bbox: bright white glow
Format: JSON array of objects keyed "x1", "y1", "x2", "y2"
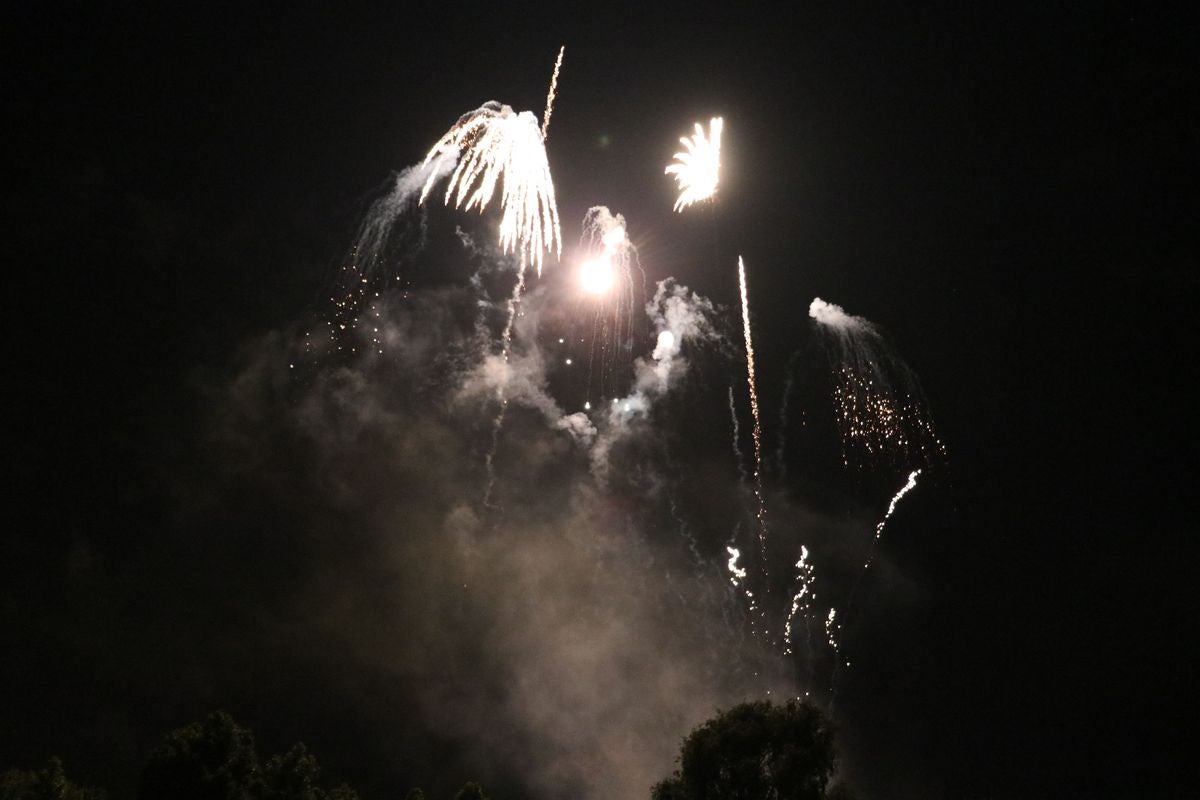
[
  {"x1": 579, "y1": 257, "x2": 615, "y2": 295},
  {"x1": 601, "y1": 223, "x2": 626, "y2": 250},
  {"x1": 665, "y1": 116, "x2": 723, "y2": 212},
  {"x1": 655, "y1": 329, "x2": 675, "y2": 354}
]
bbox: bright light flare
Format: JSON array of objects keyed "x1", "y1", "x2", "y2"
[
  {"x1": 665, "y1": 116, "x2": 723, "y2": 212},
  {"x1": 579, "y1": 257, "x2": 615, "y2": 295}
]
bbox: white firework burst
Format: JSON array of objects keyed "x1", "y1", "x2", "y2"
[
  {"x1": 665, "y1": 116, "x2": 723, "y2": 211},
  {"x1": 420, "y1": 101, "x2": 562, "y2": 276}
]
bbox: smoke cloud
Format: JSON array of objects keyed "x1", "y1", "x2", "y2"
[
  {"x1": 808, "y1": 297, "x2": 874, "y2": 334},
  {"x1": 172, "y1": 239, "x2": 788, "y2": 800}
]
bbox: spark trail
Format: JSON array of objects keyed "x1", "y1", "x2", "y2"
[
  {"x1": 783, "y1": 546, "x2": 815, "y2": 657},
  {"x1": 739, "y1": 258, "x2": 771, "y2": 636},
  {"x1": 666, "y1": 117, "x2": 723, "y2": 211},
  {"x1": 541, "y1": 46, "x2": 565, "y2": 140},
  {"x1": 860, "y1": 468, "x2": 921, "y2": 579},
  {"x1": 728, "y1": 386, "x2": 748, "y2": 484},
  {"x1": 725, "y1": 546, "x2": 757, "y2": 625},
  {"x1": 420, "y1": 101, "x2": 561, "y2": 277},
  {"x1": 830, "y1": 469, "x2": 922, "y2": 708}
]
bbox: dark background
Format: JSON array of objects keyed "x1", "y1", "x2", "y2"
[{"x1": 4, "y1": 3, "x2": 1195, "y2": 799}]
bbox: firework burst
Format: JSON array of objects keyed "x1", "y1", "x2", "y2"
[
  {"x1": 573, "y1": 207, "x2": 644, "y2": 397},
  {"x1": 665, "y1": 116, "x2": 723, "y2": 211},
  {"x1": 809, "y1": 298, "x2": 946, "y2": 470},
  {"x1": 420, "y1": 101, "x2": 562, "y2": 276}
]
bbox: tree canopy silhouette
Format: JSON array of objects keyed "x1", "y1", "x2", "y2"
[
  {"x1": 138, "y1": 711, "x2": 357, "y2": 800},
  {"x1": 0, "y1": 757, "x2": 106, "y2": 800},
  {"x1": 651, "y1": 700, "x2": 851, "y2": 800}
]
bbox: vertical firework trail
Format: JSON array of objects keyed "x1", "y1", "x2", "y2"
[
  {"x1": 738, "y1": 258, "x2": 771, "y2": 637},
  {"x1": 728, "y1": 385, "x2": 748, "y2": 484},
  {"x1": 541, "y1": 46, "x2": 565, "y2": 140}
]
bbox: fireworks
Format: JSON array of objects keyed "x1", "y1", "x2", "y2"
[
  {"x1": 541, "y1": 46, "x2": 565, "y2": 140},
  {"x1": 862, "y1": 469, "x2": 921, "y2": 573},
  {"x1": 579, "y1": 206, "x2": 634, "y2": 298},
  {"x1": 810, "y1": 297, "x2": 946, "y2": 469},
  {"x1": 323, "y1": 55, "x2": 945, "y2": 708},
  {"x1": 739, "y1": 258, "x2": 770, "y2": 575},
  {"x1": 420, "y1": 101, "x2": 562, "y2": 277},
  {"x1": 573, "y1": 207, "x2": 644, "y2": 398},
  {"x1": 579, "y1": 257, "x2": 615, "y2": 295},
  {"x1": 783, "y1": 546, "x2": 816, "y2": 656},
  {"x1": 665, "y1": 116, "x2": 723, "y2": 211}
]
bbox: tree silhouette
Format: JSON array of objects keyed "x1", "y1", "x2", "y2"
[
  {"x1": 0, "y1": 757, "x2": 106, "y2": 800},
  {"x1": 138, "y1": 711, "x2": 357, "y2": 800},
  {"x1": 651, "y1": 700, "x2": 844, "y2": 800}
]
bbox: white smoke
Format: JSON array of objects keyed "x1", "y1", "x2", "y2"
[
  {"x1": 589, "y1": 280, "x2": 719, "y2": 482},
  {"x1": 808, "y1": 297, "x2": 874, "y2": 333},
  {"x1": 351, "y1": 156, "x2": 459, "y2": 274}
]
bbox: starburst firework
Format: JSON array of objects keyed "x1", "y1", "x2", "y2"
[{"x1": 665, "y1": 116, "x2": 723, "y2": 211}]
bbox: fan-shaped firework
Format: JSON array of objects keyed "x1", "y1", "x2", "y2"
[
  {"x1": 420, "y1": 101, "x2": 562, "y2": 276},
  {"x1": 665, "y1": 116, "x2": 723, "y2": 211}
]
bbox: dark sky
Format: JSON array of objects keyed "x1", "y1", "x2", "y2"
[{"x1": 4, "y1": 4, "x2": 1195, "y2": 799}]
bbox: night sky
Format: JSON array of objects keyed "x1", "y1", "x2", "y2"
[{"x1": 4, "y1": 4, "x2": 1195, "y2": 800}]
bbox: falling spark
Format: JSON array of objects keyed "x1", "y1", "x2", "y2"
[
  {"x1": 739, "y1": 258, "x2": 770, "y2": 584},
  {"x1": 810, "y1": 298, "x2": 946, "y2": 469},
  {"x1": 665, "y1": 116, "x2": 723, "y2": 211},
  {"x1": 541, "y1": 46, "x2": 565, "y2": 140},
  {"x1": 862, "y1": 468, "x2": 921, "y2": 574},
  {"x1": 825, "y1": 608, "x2": 840, "y2": 652},
  {"x1": 783, "y1": 546, "x2": 816, "y2": 656},
  {"x1": 726, "y1": 544, "x2": 760, "y2": 634},
  {"x1": 420, "y1": 101, "x2": 561, "y2": 277},
  {"x1": 831, "y1": 469, "x2": 922, "y2": 709},
  {"x1": 726, "y1": 546, "x2": 748, "y2": 585}
]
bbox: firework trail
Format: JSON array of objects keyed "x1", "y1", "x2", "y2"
[
  {"x1": 541, "y1": 46, "x2": 565, "y2": 140},
  {"x1": 782, "y1": 545, "x2": 816, "y2": 657},
  {"x1": 739, "y1": 258, "x2": 770, "y2": 580},
  {"x1": 824, "y1": 608, "x2": 840, "y2": 652},
  {"x1": 728, "y1": 385, "x2": 748, "y2": 484},
  {"x1": 666, "y1": 117, "x2": 723, "y2": 211},
  {"x1": 830, "y1": 469, "x2": 922, "y2": 708},
  {"x1": 810, "y1": 297, "x2": 945, "y2": 469},
  {"x1": 420, "y1": 101, "x2": 561, "y2": 277},
  {"x1": 859, "y1": 468, "x2": 920, "y2": 579}
]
